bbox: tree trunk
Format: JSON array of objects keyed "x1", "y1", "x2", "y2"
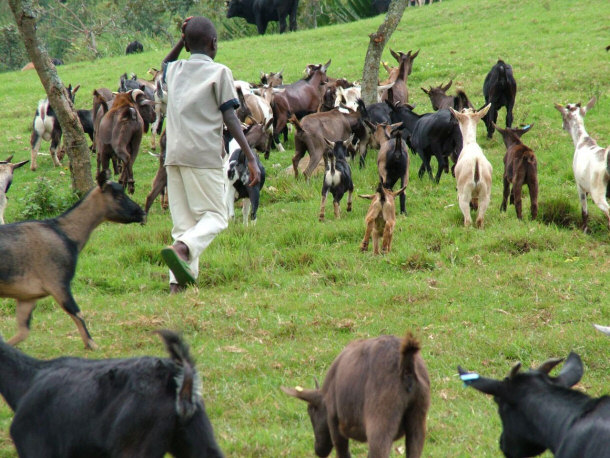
[
  {"x1": 8, "y1": 0, "x2": 94, "y2": 196},
  {"x1": 361, "y1": 0, "x2": 408, "y2": 105}
]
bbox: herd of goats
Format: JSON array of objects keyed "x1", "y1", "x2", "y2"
[{"x1": 0, "y1": 44, "x2": 608, "y2": 456}]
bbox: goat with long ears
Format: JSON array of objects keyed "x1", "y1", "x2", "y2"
[
  {"x1": 554, "y1": 97, "x2": 610, "y2": 232},
  {"x1": 458, "y1": 353, "x2": 610, "y2": 457}
]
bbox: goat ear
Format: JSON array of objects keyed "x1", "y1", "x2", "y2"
[
  {"x1": 264, "y1": 117, "x2": 274, "y2": 131},
  {"x1": 72, "y1": 84, "x2": 81, "y2": 95},
  {"x1": 323, "y1": 137, "x2": 335, "y2": 149},
  {"x1": 421, "y1": 87, "x2": 429, "y2": 94},
  {"x1": 583, "y1": 96, "x2": 596, "y2": 114},
  {"x1": 554, "y1": 103, "x2": 565, "y2": 113},
  {"x1": 411, "y1": 49, "x2": 420, "y2": 59},
  {"x1": 458, "y1": 366, "x2": 504, "y2": 396},
  {"x1": 390, "y1": 49, "x2": 400, "y2": 62},
  {"x1": 392, "y1": 186, "x2": 407, "y2": 197},
  {"x1": 508, "y1": 362, "x2": 521, "y2": 379},
  {"x1": 96, "y1": 170, "x2": 110, "y2": 188},
  {"x1": 322, "y1": 59, "x2": 331, "y2": 72},
  {"x1": 537, "y1": 357, "x2": 564, "y2": 375},
  {"x1": 281, "y1": 386, "x2": 322, "y2": 405},
  {"x1": 553, "y1": 352, "x2": 583, "y2": 388},
  {"x1": 4, "y1": 154, "x2": 14, "y2": 163},
  {"x1": 477, "y1": 103, "x2": 492, "y2": 119},
  {"x1": 358, "y1": 194, "x2": 375, "y2": 200},
  {"x1": 11, "y1": 160, "x2": 29, "y2": 170},
  {"x1": 442, "y1": 79, "x2": 453, "y2": 92}
]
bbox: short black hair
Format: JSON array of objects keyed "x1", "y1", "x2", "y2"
[{"x1": 184, "y1": 17, "x2": 217, "y2": 51}]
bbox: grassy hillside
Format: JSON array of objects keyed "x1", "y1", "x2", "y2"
[{"x1": 0, "y1": 0, "x2": 609, "y2": 456}]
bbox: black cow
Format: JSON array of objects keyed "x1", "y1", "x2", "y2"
[
  {"x1": 372, "y1": 0, "x2": 391, "y2": 13},
  {"x1": 482, "y1": 59, "x2": 517, "y2": 139},
  {"x1": 226, "y1": 0, "x2": 299, "y2": 35},
  {"x1": 125, "y1": 40, "x2": 143, "y2": 55}
]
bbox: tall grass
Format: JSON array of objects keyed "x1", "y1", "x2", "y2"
[{"x1": 0, "y1": 0, "x2": 608, "y2": 456}]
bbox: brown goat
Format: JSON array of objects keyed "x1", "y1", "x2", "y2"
[
  {"x1": 379, "y1": 49, "x2": 419, "y2": 104},
  {"x1": 290, "y1": 108, "x2": 364, "y2": 179},
  {"x1": 282, "y1": 332, "x2": 430, "y2": 458},
  {"x1": 96, "y1": 89, "x2": 153, "y2": 194},
  {"x1": 421, "y1": 80, "x2": 474, "y2": 111},
  {"x1": 0, "y1": 172, "x2": 145, "y2": 349},
  {"x1": 144, "y1": 130, "x2": 168, "y2": 214},
  {"x1": 494, "y1": 123, "x2": 538, "y2": 220},
  {"x1": 360, "y1": 183, "x2": 406, "y2": 254}
]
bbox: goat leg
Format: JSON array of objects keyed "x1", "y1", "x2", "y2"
[
  {"x1": 52, "y1": 289, "x2": 97, "y2": 350},
  {"x1": 319, "y1": 190, "x2": 327, "y2": 221},
  {"x1": 7, "y1": 300, "x2": 36, "y2": 346}
]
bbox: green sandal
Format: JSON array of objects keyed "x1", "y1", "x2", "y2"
[{"x1": 161, "y1": 246, "x2": 196, "y2": 286}]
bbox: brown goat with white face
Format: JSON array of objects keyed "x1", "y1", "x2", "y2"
[
  {"x1": 359, "y1": 183, "x2": 406, "y2": 254},
  {"x1": 282, "y1": 332, "x2": 430, "y2": 458}
]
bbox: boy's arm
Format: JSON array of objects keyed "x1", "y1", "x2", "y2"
[
  {"x1": 223, "y1": 109, "x2": 261, "y2": 187},
  {"x1": 162, "y1": 38, "x2": 184, "y2": 65}
]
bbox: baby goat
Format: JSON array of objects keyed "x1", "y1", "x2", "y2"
[
  {"x1": 359, "y1": 182, "x2": 406, "y2": 254},
  {"x1": 319, "y1": 138, "x2": 354, "y2": 221},
  {"x1": 450, "y1": 105, "x2": 493, "y2": 228},
  {"x1": 0, "y1": 155, "x2": 28, "y2": 224},
  {"x1": 494, "y1": 123, "x2": 538, "y2": 220},
  {"x1": 0, "y1": 330, "x2": 224, "y2": 457},
  {"x1": 459, "y1": 352, "x2": 610, "y2": 458},
  {"x1": 0, "y1": 172, "x2": 145, "y2": 349},
  {"x1": 225, "y1": 148, "x2": 266, "y2": 224},
  {"x1": 283, "y1": 332, "x2": 430, "y2": 458}
]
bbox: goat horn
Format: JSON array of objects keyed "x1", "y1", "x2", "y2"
[
  {"x1": 313, "y1": 376, "x2": 320, "y2": 390},
  {"x1": 130, "y1": 89, "x2": 145, "y2": 102},
  {"x1": 537, "y1": 357, "x2": 564, "y2": 374}
]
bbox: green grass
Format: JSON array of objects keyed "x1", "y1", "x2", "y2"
[{"x1": 0, "y1": 0, "x2": 609, "y2": 456}]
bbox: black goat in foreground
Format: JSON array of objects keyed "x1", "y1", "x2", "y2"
[
  {"x1": 0, "y1": 330, "x2": 224, "y2": 458},
  {"x1": 459, "y1": 352, "x2": 610, "y2": 457},
  {"x1": 319, "y1": 138, "x2": 354, "y2": 221}
]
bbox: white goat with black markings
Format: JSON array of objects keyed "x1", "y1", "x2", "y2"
[
  {"x1": 450, "y1": 105, "x2": 492, "y2": 228},
  {"x1": 0, "y1": 155, "x2": 28, "y2": 224},
  {"x1": 555, "y1": 97, "x2": 610, "y2": 232}
]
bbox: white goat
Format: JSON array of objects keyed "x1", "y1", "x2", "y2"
[
  {"x1": 334, "y1": 83, "x2": 396, "y2": 111},
  {"x1": 148, "y1": 68, "x2": 167, "y2": 151},
  {"x1": 554, "y1": 97, "x2": 610, "y2": 232},
  {"x1": 450, "y1": 105, "x2": 492, "y2": 228},
  {"x1": 0, "y1": 155, "x2": 28, "y2": 224}
]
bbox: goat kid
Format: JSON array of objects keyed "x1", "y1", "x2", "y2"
[
  {"x1": 0, "y1": 330, "x2": 224, "y2": 458},
  {"x1": 224, "y1": 148, "x2": 266, "y2": 225},
  {"x1": 450, "y1": 105, "x2": 493, "y2": 228},
  {"x1": 0, "y1": 156, "x2": 28, "y2": 225},
  {"x1": 319, "y1": 138, "x2": 354, "y2": 221},
  {"x1": 554, "y1": 97, "x2": 610, "y2": 232},
  {"x1": 360, "y1": 182, "x2": 406, "y2": 254},
  {"x1": 459, "y1": 352, "x2": 610, "y2": 458},
  {"x1": 494, "y1": 123, "x2": 538, "y2": 220},
  {"x1": 282, "y1": 332, "x2": 430, "y2": 458},
  {"x1": 0, "y1": 172, "x2": 145, "y2": 349},
  {"x1": 30, "y1": 84, "x2": 80, "y2": 171},
  {"x1": 421, "y1": 80, "x2": 474, "y2": 111}
]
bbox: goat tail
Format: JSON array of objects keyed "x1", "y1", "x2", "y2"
[
  {"x1": 155, "y1": 330, "x2": 201, "y2": 420},
  {"x1": 473, "y1": 158, "x2": 480, "y2": 185},
  {"x1": 289, "y1": 115, "x2": 303, "y2": 132},
  {"x1": 399, "y1": 332, "x2": 421, "y2": 393}
]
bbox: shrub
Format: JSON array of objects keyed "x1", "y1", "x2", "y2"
[{"x1": 18, "y1": 176, "x2": 78, "y2": 220}]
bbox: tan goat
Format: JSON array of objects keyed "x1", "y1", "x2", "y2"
[
  {"x1": 450, "y1": 105, "x2": 492, "y2": 228},
  {"x1": 360, "y1": 183, "x2": 406, "y2": 254}
]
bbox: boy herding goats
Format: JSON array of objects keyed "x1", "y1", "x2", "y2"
[
  {"x1": 0, "y1": 173, "x2": 145, "y2": 349},
  {"x1": 282, "y1": 332, "x2": 430, "y2": 458},
  {"x1": 450, "y1": 105, "x2": 493, "y2": 228},
  {"x1": 0, "y1": 330, "x2": 224, "y2": 457},
  {"x1": 554, "y1": 97, "x2": 610, "y2": 232}
]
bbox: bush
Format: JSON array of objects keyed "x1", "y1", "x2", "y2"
[{"x1": 18, "y1": 177, "x2": 78, "y2": 220}]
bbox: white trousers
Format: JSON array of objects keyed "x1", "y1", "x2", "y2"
[{"x1": 166, "y1": 165, "x2": 228, "y2": 284}]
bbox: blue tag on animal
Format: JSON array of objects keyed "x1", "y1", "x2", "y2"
[
  {"x1": 523, "y1": 124, "x2": 531, "y2": 129},
  {"x1": 460, "y1": 373, "x2": 480, "y2": 386}
]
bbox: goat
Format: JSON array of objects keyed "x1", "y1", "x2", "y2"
[
  {"x1": 0, "y1": 172, "x2": 145, "y2": 349},
  {"x1": 30, "y1": 83, "x2": 80, "y2": 171},
  {"x1": 482, "y1": 59, "x2": 517, "y2": 139},
  {"x1": 0, "y1": 329, "x2": 224, "y2": 457},
  {"x1": 360, "y1": 182, "x2": 406, "y2": 254},
  {"x1": 224, "y1": 148, "x2": 266, "y2": 224},
  {"x1": 0, "y1": 155, "x2": 29, "y2": 224},
  {"x1": 148, "y1": 67, "x2": 167, "y2": 151},
  {"x1": 145, "y1": 130, "x2": 168, "y2": 214},
  {"x1": 458, "y1": 352, "x2": 610, "y2": 458},
  {"x1": 290, "y1": 107, "x2": 365, "y2": 179},
  {"x1": 421, "y1": 80, "x2": 474, "y2": 111},
  {"x1": 450, "y1": 105, "x2": 492, "y2": 228},
  {"x1": 319, "y1": 138, "x2": 354, "y2": 221},
  {"x1": 257, "y1": 85, "x2": 289, "y2": 151},
  {"x1": 379, "y1": 49, "x2": 419, "y2": 104},
  {"x1": 370, "y1": 122, "x2": 409, "y2": 214},
  {"x1": 555, "y1": 97, "x2": 610, "y2": 232},
  {"x1": 96, "y1": 89, "x2": 154, "y2": 194},
  {"x1": 125, "y1": 39, "x2": 143, "y2": 54},
  {"x1": 260, "y1": 69, "x2": 283, "y2": 87},
  {"x1": 494, "y1": 123, "x2": 538, "y2": 220},
  {"x1": 282, "y1": 332, "x2": 430, "y2": 457}
]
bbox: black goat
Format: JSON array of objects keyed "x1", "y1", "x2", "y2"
[
  {"x1": 390, "y1": 104, "x2": 462, "y2": 182},
  {"x1": 356, "y1": 99, "x2": 392, "y2": 167},
  {"x1": 319, "y1": 138, "x2": 354, "y2": 221},
  {"x1": 482, "y1": 59, "x2": 517, "y2": 139},
  {"x1": 0, "y1": 330, "x2": 224, "y2": 457},
  {"x1": 125, "y1": 40, "x2": 143, "y2": 54},
  {"x1": 459, "y1": 352, "x2": 610, "y2": 458},
  {"x1": 225, "y1": 148, "x2": 266, "y2": 224}
]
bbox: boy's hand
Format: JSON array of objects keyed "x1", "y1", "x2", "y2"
[
  {"x1": 247, "y1": 161, "x2": 261, "y2": 187},
  {"x1": 181, "y1": 16, "x2": 193, "y2": 38}
]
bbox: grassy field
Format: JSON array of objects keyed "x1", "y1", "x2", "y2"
[{"x1": 0, "y1": 0, "x2": 609, "y2": 456}]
